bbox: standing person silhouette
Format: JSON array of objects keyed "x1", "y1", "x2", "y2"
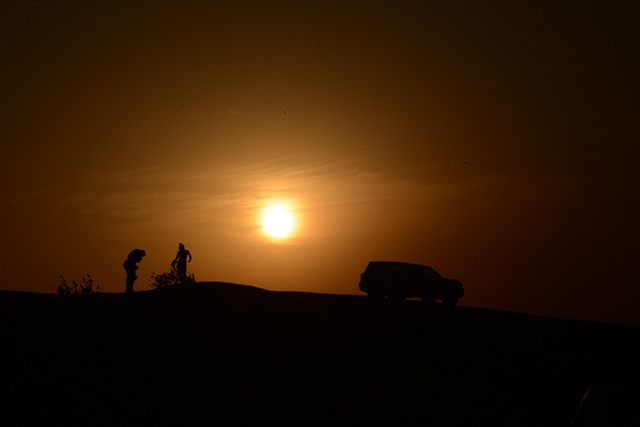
[
  {"x1": 124, "y1": 249, "x2": 146, "y2": 293},
  {"x1": 171, "y1": 243, "x2": 192, "y2": 284}
]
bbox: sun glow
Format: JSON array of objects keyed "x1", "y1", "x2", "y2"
[{"x1": 263, "y1": 207, "x2": 295, "y2": 238}]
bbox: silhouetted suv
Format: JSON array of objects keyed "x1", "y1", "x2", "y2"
[{"x1": 359, "y1": 261, "x2": 464, "y2": 305}]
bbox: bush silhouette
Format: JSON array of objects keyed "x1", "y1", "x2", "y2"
[
  {"x1": 53, "y1": 275, "x2": 101, "y2": 295},
  {"x1": 148, "y1": 269, "x2": 196, "y2": 289}
]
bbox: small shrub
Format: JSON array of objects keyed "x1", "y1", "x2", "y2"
[
  {"x1": 53, "y1": 275, "x2": 101, "y2": 295},
  {"x1": 148, "y1": 269, "x2": 196, "y2": 289}
]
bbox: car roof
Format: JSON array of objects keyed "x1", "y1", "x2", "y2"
[
  {"x1": 369, "y1": 261, "x2": 432, "y2": 268},
  {"x1": 367, "y1": 261, "x2": 441, "y2": 275}
]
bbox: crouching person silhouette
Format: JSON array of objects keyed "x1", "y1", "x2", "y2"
[
  {"x1": 124, "y1": 249, "x2": 146, "y2": 293},
  {"x1": 171, "y1": 243, "x2": 192, "y2": 284}
]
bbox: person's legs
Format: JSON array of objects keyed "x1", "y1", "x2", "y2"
[
  {"x1": 126, "y1": 273, "x2": 136, "y2": 293},
  {"x1": 177, "y1": 262, "x2": 187, "y2": 284}
]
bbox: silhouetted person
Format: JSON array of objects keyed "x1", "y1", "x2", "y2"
[
  {"x1": 171, "y1": 243, "x2": 192, "y2": 284},
  {"x1": 124, "y1": 249, "x2": 146, "y2": 293}
]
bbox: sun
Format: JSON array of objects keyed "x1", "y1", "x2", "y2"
[{"x1": 263, "y1": 207, "x2": 295, "y2": 238}]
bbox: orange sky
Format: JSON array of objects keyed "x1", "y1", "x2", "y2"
[{"x1": 2, "y1": 1, "x2": 639, "y2": 326}]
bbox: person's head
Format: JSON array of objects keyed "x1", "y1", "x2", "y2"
[
  {"x1": 179, "y1": 243, "x2": 185, "y2": 250},
  {"x1": 128, "y1": 249, "x2": 145, "y2": 262}
]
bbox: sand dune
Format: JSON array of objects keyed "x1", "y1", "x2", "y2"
[{"x1": 1, "y1": 282, "x2": 638, "y2": 426}]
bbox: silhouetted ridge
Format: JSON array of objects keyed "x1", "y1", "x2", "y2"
[{"x1": 0, "y1": 282, "x2": 638, "y2": 426}]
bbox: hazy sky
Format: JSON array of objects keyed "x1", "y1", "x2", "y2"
[{"x1": 2, "y1": 1, "x2": 639, "y2": 326}]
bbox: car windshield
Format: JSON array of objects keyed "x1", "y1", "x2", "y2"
[{"x1": 422, "y1": 266, "x2": 441, "y2": 277}]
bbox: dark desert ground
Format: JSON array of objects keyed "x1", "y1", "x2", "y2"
[{"x1": 1, "y1": 282, "x2": 638, "y2": 426}]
